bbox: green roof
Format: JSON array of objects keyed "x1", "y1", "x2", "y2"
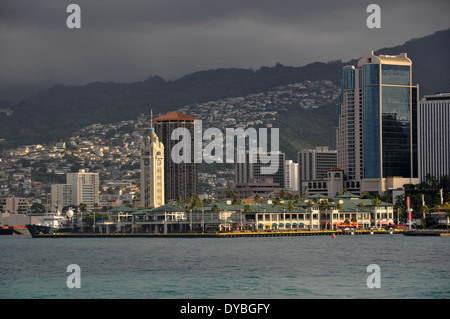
[
  {"x1": 331, "y1": 198, "x2": 393, "y2": 212},
  {"x1": 128, "y1": 197, "x2": 393, "y2": 215},
  {"x1": 148, "y1": 201, "x2": 187, "y2": 212},
  {"x1": 305, "y1": 194, "x2": 329, "y2": 199},
  {"x1": 335, "y1": 193, "x2": 360, "y2": 199}
]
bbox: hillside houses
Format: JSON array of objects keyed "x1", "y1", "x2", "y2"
[
  {"x1": 178, "y1": 80, "x2": 339, "y2": 131},
  {"x1": 0, "y1": 80, "x2": 339, "y2": 211}
]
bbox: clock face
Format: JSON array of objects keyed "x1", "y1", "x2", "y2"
[{"x1": 144, "y1": 160, "x2": 149, "y2": 166}]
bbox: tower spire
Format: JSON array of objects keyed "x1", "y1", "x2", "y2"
[{"x1": 150, "y1": 109, "x2": 153, "y2": 129}]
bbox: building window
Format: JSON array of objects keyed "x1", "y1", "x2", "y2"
[
  {"x1": 381, "y1": 65, "x2": 410, "y2": 85},
  {"x1": 363, "y1": 64, "x2": 379, "y2": 85}
]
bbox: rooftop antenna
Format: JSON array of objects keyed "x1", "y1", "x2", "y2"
[{"x1": 150, "y1": 109, "x2": 154, "y2": 131}]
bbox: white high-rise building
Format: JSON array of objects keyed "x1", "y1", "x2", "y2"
[
  {"x1": 51, "y1": 169, "x2": 99, "y2": 210},
  {"x1": 66, "y1": 169, "x2": 99, "y2": 209},
  {"x1": 140, "y1": 127, "x2": 165, "y2": 208},
  {"x1": 284, "y1": 160, "x2": 299, "y2": 192},
  {"x1": 418, "y1": 92, "x2": 450, "y2": 184}
]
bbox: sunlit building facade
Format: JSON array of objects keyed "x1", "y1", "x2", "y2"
[
  {"x1": 417, "y1": 93, "x2": 450, "y2": 184},
  {"x1": 337, "y1": 51, "x2": 419, "y2": 193}
]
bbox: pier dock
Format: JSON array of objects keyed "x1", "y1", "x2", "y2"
[
  {"x1": 31, "y1": 229, "x2": 403, "y2": 238},
  {"x1": 402, "y1": 230, "x2": 450, "y2": 237}
]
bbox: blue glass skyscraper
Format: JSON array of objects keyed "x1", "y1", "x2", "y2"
[{"x1": 337, "y1": 51, "x2": 419, "y2": 193}]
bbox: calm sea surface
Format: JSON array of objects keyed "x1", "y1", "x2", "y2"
[{"x1": 1, "y1": 234, "x2": 449, "y2": 299}]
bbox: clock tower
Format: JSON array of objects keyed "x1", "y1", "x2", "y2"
[{"x1": 140, "y1": 126, "x2": 165, "y2": 208}]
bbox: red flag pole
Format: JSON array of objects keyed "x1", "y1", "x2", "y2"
[{"x1": 406, "y1": 196, "x2": 412, "y2": 230}]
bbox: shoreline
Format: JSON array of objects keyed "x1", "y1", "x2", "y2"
[{"x1": 29, "y1": 229, "x2": 407, "y2": 238}]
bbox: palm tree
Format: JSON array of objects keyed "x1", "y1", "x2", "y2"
[
  {"x1": 288, "y1": 201, "x2": 295, "y2": 212},
  {"x1": 319, "y1": 199, "x2": 331, "y2": 211},
  {"x1": 211, "y1": 204, "x2": 221, "y2": 214},
  {"x1": 253, "y1": 194, "x2": 262, "y2": 203},
  {"x1": 334, "y1": 203, "x2": 344, "y2": 221},
  {"x1": 193, "y1": 197, "x2": 203, "y2": 210},
  {"x1": 273, "y1": 196, "x2": 283, "y2": 206},
  {"x1": 372, "y1": 198, "x2": 382, "y2": 229},
  {"x1": 306, "y1": 200, "x2": 314, "y2": 230},
  {"x1": 420, "y1": 204, "x2": 430, "y2": 219},
  {"x1": 318, "y1": 200, "x2": 331, "y2": 230},
  {"x1": 357, "y1": 202, "x2": 366, "y2": 209},
  {"x1": 202, "y1": 198, "x2": 212, "y2": 206},
  {"x1": 175, "y1": 196, "x2": 183, "y2": 206},
  {"x1": 253, "y1": 194, "x2": 262, "y2": 214},
  {"x1": 331, "y1": 203, "x2": 343, "y2": 230},
  {"x1": 239, "y1": 204, "x2": 252, "y2": 230},
  {"x1": 184, "y1": 195, "x2": 193, "y2": 208},
  {"x1": 78, "y1": 203, "x2": 88, "y2": 213},
  {"x1": 394, "y1": 206, "x2": 404, "y2": 225},
  {"x1": 372, "y1": 198, "x2": 382, "y2": 207},
  {"x1": 231, "y1": 198, "x2": 242, "y2": 205},
  {"x1": 185, "y1": 196, "x2": 203, "y2": 229},
  {"x1": 226, "y1": 190, "x2": 237, "y2": 199}
]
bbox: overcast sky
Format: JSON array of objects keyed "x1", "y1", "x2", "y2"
[{"x1": 1, "y1": 0, "x2": 449, "y2": 94}]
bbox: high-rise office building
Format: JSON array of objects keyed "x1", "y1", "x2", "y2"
[
  {"x1": 284, "y1": 160, "x2": 299, "y2": 192},
  {"x1": 236, "y1": 150, "x2": 286, "y2": 188},
  {"x1": 152, "y1": 111, "x2": 198, "y2": 201},
  {"x1": 51, "y1": 184, "x2": 73, "y2": 209},
  {"x1": 417, "y1": 92, "x2": 450, "y2": 184},
  {"x1": 336, "y1": 51, "x2": 419, "y2": 193},
  {"x1": 336, "y1": 64, "x2": 363, "y2": 181},
  {"x1": 66, "y1": 169, "x2": 100, "y2": 209},
  {"x1": 140, "y1": 127, "x2": 165, "y2": 208},
  {"x1": 52, "y1": 169, "x2": 99, "y2": 210},
  {"x1": 298, "y1": 146, "x2": 337, "y2": 194}
]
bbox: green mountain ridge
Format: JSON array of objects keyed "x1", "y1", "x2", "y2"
[{"x1": 0, "y1": 28, "x2": 449, "y2": 154}]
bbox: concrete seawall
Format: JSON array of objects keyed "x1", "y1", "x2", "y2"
[
  {"x1": 31, "y1": 229, "x2": 402, "y2": 238},
  {"x1": 402, "y1": 230, "x2": 450, "y2": 237}
]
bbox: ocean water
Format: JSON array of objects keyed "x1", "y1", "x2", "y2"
[{"x1": 0, "y1": 234, "x2": 449, "y2": 299}]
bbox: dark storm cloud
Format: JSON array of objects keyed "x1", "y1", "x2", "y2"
[{"x1": 0, "y1": 0, "x2": 449, "y2": 91}]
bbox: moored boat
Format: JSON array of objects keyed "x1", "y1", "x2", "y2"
[{"x1": 26, "y1": 208, "x2": 74, "y2": 237}]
